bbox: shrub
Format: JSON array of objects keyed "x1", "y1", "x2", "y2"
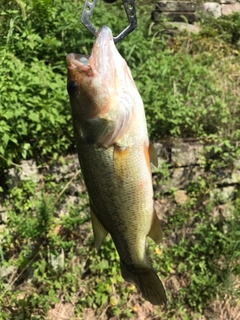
[{"x1": 1, "y1": 1, "x2": 240, "y2": 169}]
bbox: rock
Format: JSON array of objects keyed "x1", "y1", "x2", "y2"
[
  {"x1": 47, "y1": 302, "x2": 75, "y2": 320},
  {"x1": 154, "y1": 199, "x2": 172, "y2": 221},
  {"x1": 224, "y1": 170, "x2": 240, "y2": 184},
  {"x1": 220, "y1": 0, "x2": 236, "y2": 4},
  {"x1": 174, "y1": 190, "x2": 188, "y2": 204},
  {"x1": 221, "y1": 3, "x2": 240, "y2": 15},
  {"x1": 156, "y1": 1, "x2": 196, "y2": 12},
  {"x1": 210, "y1": 186, "x2": 236, "y2": 204},
  {"x1": 221, "y1": 203, "x2": 235, "y2": 219},
  {"x1": 7, "y1": 160, "x2": 40, "y2": 188},
  {"x1": 154, "y1": 166, "x2": 204, "y2": 193},
  {"x1": 153, "y1": 142, "x2": 170, "y2": 164},
  {"x1": 154, "y1": 141, "x2": 203, "y2": 167},
  {"x1": 0, "y1": 265, "x2": 17, "y2": 278},
  {"x1": 0, "y1": 204, "x2": 7, "y2": 223},
  {"x1": 166, "y1": 22, "x2": 201, "y2": 34},
  {"x1": 198, "y1": 2, "x2": 222, "y2": 18},
  {"x1": 47, "y1": 155, "x2": 80, "y2": 182},
  {"x1": 166, "y1": 275, "x2": 181, "y2": 292},
  {"x1": 212, "y1": 203, "x2": 235, "y2": 219},
  {"x1": 59, "y1": 195, "x2": 88, "y2": 217},
  {"x1": 171, "y1": 142, "x2": 203, "y2": 167},
  {"x1": 0, "y1": 194, "x2": 7, "y2": 223},
  {"x1": 152, "y1": 11, "x2": 199, "y2": 23},
  {"x1": 212, "y1": 169, "x2": 240, "y2": 185},
  {"x1": 234, "y1": 159, "x2": 240, "y2": 169},
  {"x1": 170, "y1": 166, "x2": 203, "y2": 189},
  {"x1": 0, "y1": 225, "x2": 6, "y2": 239}
]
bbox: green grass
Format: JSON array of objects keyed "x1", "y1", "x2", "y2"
[{"x1": 1, "y1": 165, "x2": 240, "y2": 319}]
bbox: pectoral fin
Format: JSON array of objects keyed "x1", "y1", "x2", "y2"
[
  {"x1": 147, "y1": 210, "x2": 163, "y2": 244},
  {"x1": 90, "y1": 206, "x2": 108, "y2": 252},
  {"x1": 113, "y1": 145, "x2": 130, "y2": 180},
  {"x1": 86, "y1": 94, "x2": 134, "y2": 148},
  {"x1": 149, "y1": 141, "x2": 158, "y2": 168}
]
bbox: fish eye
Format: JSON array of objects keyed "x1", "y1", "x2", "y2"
[{"x1": 67, "y1": 81, "x2": 77, "y2": 94}]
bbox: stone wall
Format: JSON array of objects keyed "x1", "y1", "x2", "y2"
[
  {"x1": 152, "y1": 141, "x2": 239, "y2": 204},
  {"x1": 152, "y1": 0, "x2": 240, "y2": 24},
  {"x1": 1, "y1": 141, "x2": 239, "y2": 223}
]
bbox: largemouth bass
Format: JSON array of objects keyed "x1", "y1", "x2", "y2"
[{"x1": 66, "y1": 26, "x2": 166, "y2": 305}]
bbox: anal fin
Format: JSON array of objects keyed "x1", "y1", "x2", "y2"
[
  {"x1": 90, "y1": 206, "x2": 108, "y2": 252},
  {"x1": 149, "y1": 141, "x2": 158, "y2": 168}
]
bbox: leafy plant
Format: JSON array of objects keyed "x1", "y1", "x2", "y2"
[
  {"x1": 0, "y1": 1, "x2": 240, "y2": 319},
  {"x1": 1, "y1": 1, "x2": 240, "y2": 170}
]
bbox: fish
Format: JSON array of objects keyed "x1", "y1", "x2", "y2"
[{"x1": 66, "y1": 25, "x2": 167, "y2": 306}]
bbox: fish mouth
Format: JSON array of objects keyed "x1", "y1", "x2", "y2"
[
  {"x1": 66, "y1": 26, "x2": 116, "y2": 77},
  {"x1": 93, "y1": 25, "x2": 114, "y2": 53},
  {"x1": 67, "y1": 26, "x2": 125, "y2": 87},
  {"x1": 89, "y1": 26, "x2": 117, "y2": 75},
  {"x1": 66, "y1": 54, "x2": 89, "y2": 69},
  {"x1": 66, "y1": 26, "x2": 114, "y2": 69}
]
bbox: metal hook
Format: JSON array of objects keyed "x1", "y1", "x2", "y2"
[{"x1": 81, "y1": 0, "x2": 137, "y2": 43}]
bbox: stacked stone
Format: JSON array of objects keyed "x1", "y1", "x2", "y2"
[
  {"x1": 152, "y1": 0, "x2": 240, "y2": 24},
  {"x1": 200, "y1": 1, "x2": 240, "y2": 18},
  {"x1": 152, "y1": 1, "x2": 197, "y2": 23}
]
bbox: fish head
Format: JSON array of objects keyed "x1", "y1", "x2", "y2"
[
  {"x1": 67, "y1": 26, "x2": 134, "y2": 120},
  {"x1": 67, "y1": 26, "x2": 140, "y2": 147}
]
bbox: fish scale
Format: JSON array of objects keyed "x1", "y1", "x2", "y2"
[{"x1": 67, "y1": 25, "x2": 167, "y2": 305}]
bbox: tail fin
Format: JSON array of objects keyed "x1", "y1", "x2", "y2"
[{"x1": 121, "y1": 262, "x2": 167, "y2": 306}]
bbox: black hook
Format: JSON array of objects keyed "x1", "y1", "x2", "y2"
[
  {"x1": 103, "y1": 0, "x2": 117, "y2": 3},
  {"x1": 81, "y1": 0, "x2": 137, "y2": 44}
]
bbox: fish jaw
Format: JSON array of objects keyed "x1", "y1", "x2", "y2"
[
  {"x1": 89, "y1": 26, "x2": 137, "y2": 119},
  {"x1": 88, "y1": 26, "x2": 127, "y2": 86}
]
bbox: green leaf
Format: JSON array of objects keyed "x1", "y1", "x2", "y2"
[{"x1": 28, "y1": 112, "x2": 40, "y2": 122}]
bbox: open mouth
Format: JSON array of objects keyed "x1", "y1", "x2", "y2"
[
  {"x1": 67, "y1": 26, "x2": 117, "y2": 77},
  {"x1": 66, "y1": 54, "x2": 89, "y2": 67}
]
